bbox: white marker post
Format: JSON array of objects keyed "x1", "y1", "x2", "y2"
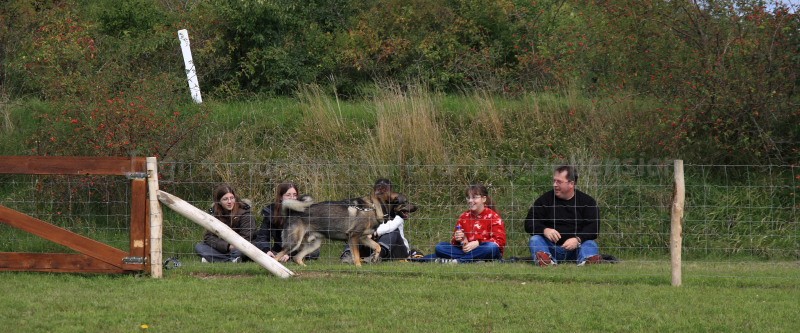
[
  {"x1": 178, "y1": 29, "x2": 202, "y2": 103},
  {"x1": 157, "y1": 190, "x2": 294, "y2": 278}
]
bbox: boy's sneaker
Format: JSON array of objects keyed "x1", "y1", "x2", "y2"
[
  {"x1": 578, "y1": 254, "x2": 602, "y2": 266},
  {"x1": 535, "y1": 251, "x2": 554, "y2": 267},
  {"x1": 434, "y1": 258, "x2": 458, "y2": 264},
  {"x1": 340, "y1": 250, "x2": 354, "y2": 264},
  {"x1": 201, "y1": 257, "x2": 209, "y2": 263},
  {"x1": 231, "y1": 257, "x2": 242, "y2": 263}
]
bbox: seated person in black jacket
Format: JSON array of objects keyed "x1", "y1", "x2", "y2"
[{"x1": 525, "y1": 165, "x2": 602, "y2": 267}]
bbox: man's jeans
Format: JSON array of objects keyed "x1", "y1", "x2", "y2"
[
  {"x1": 434, "y1": 241, "x2": 502, "y2": 262},
  {"x1": 528, "y1": 235, "x2": 599, "y2": 264}
]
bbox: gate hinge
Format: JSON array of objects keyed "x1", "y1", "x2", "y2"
[
  {"x1": 123, "y1": 256, "x2": 146, "y2": 265},
  {"x1": 125, "y1": 172, "x2": 148, "y2": 179}
]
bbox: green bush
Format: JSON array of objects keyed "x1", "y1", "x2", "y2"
[{"x1": 2, "y1": 1, "x2": 99, "y2": 100}]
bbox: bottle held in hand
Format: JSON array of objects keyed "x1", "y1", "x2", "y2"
[{"x1": 456, "y1": 225, "x2": 467, "y2": 246}]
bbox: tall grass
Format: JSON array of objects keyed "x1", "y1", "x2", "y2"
[
  {"x1": 366, "y1": 83, "x2": 448, "y2": 167},
  {"x1": 297, "y1": 84, "x2": 346, "y2": 143}
]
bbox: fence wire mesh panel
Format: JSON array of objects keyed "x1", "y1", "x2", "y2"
[
  {"x1": 2, "y1": 161, "x2": 797, "y2": 281},
  {"x1": 156, "y1": 161, "x2": 797, "y2": 274},
  {"x1": 0, "y1": 174, "x2": 133, "y2": 253}
]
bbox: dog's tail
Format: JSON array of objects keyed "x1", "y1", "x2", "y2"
[
  {"x1": 282, "y1": 223, "x2": 307, "y2": 255},
  {"x1": 282, "y1": 197, "x2": 314, "y2": 213}
]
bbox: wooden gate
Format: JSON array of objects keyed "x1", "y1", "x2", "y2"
[{"x1": 0, "y1": 156, "x2": 151, "y2": 274}]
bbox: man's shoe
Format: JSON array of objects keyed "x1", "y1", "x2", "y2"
[
  {"x1": 201, "y1": 257, "x2": 209, "y2": 263},
  {"x1": 231, "y1": 256, "x2": 242, "y2": 263},
  {"x1": 535, "y1": 251, "x2": 554, "y2": 267},
  {"x1": 340, "y1": 250, "x2": 354, "y2": 264},
  {"x1": 579, "y1": 254, "x2": 602, "y2": 266}
]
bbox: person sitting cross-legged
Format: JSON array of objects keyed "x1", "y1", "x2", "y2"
[
  {"x1": 525, "y1": 165, "x2": 602, "y2": 267},
  {"x1": 194, "y1": 184, "x2": 256, "y2": 263}
]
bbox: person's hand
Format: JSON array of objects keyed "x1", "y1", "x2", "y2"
[
  {"x1": 543, "y1": 228, "x2": 561, "y2": 243},
  {"x1": 267, "y1": 251, "x2": 290, "y2": 262},
  {"x1": 562, "y1": 237, "x2": 581, "y2": 251},
  {"x1": 228, "y1": 244, "x2": 236, "y2": 252},
  {"x1": 462, "y1": 240, "x2": 479, "y2": 253},
  {"x1": 454, "y1": 229, "x2": 465, "y2": 242}
]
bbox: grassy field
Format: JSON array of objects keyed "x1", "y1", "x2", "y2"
[{"x1": 1, "y1": 260, "x2": 798, "y2": 332}]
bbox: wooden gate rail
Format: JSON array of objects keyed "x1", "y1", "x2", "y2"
[{"x1": 0, "y1": 156, "x2": 150, "y2": 274}]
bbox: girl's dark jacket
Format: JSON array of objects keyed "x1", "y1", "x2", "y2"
[
  {"x1": 202, "y1": 202, "x2": 257, "y2": 253},
  {"x1": 255, "y1": 203, "x2": 283, "y2": 253}
]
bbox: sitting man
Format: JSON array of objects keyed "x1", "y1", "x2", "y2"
[
  {"x1": 525, "y1": 165, "x2": 602, "y2": 266},
  {"x1": 340, "y1": 178, "x2": 422, "y2": 262}
]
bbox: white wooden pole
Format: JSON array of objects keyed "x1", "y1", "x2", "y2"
[
  {"x1": 146, "y1": 157, "x2": 163, "y2": 278},
  {"x1": 178, "y1": 29, "x2": 202, "y2": 103},
  {"x1": 157, "y1": 190, "x2": 294, "y2": 278},
  {"x1": 670, "y1": 160, "x2": 685, "y2": 287}
]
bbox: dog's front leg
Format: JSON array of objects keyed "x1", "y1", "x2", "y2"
[{"x1": 348, "y1": 235, "x2": 363, "y2": 266}]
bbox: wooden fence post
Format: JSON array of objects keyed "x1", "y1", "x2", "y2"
[
  {"x1": 671, "y1": 160, "x2": 685, "y2": 287},
  {"x1": 147, "y1": 157, "x2": 163, "y2": 278}
]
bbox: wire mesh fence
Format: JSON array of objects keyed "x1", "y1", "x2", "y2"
[{"x1": 1, "y1": 160, "x2": 797, "y2": 279}]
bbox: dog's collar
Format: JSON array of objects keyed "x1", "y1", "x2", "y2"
[{"x1": 349, "y1": 205, "x2": 375, "y2": 212}]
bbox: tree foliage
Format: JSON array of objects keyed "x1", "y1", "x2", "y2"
[{"x1": 0, "y1": 0, "x2": 797, "y2": 163}]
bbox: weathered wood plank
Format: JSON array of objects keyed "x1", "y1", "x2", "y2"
[
  {"x1": 0, "y1": 253, "x2": 126, "y2": 273},
  {"x1": 0, "y1": 156, "x2": 146, "y2": 175},
  {"x1": 130, "y1": 179, "x2": 147, "y2": 260}
]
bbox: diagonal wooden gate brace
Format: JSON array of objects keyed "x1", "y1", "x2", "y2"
[{"x1": 0, "y1": 205, "x2": 143, "y2": 272}]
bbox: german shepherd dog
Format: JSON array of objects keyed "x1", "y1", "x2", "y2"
[{"x1": 275, "y1": 190, "x2": 417, "y2": 266}]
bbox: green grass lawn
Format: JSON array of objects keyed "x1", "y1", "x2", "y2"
[{"x1": 1, "y1": 260, "x2": 797, "y2": 332}]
